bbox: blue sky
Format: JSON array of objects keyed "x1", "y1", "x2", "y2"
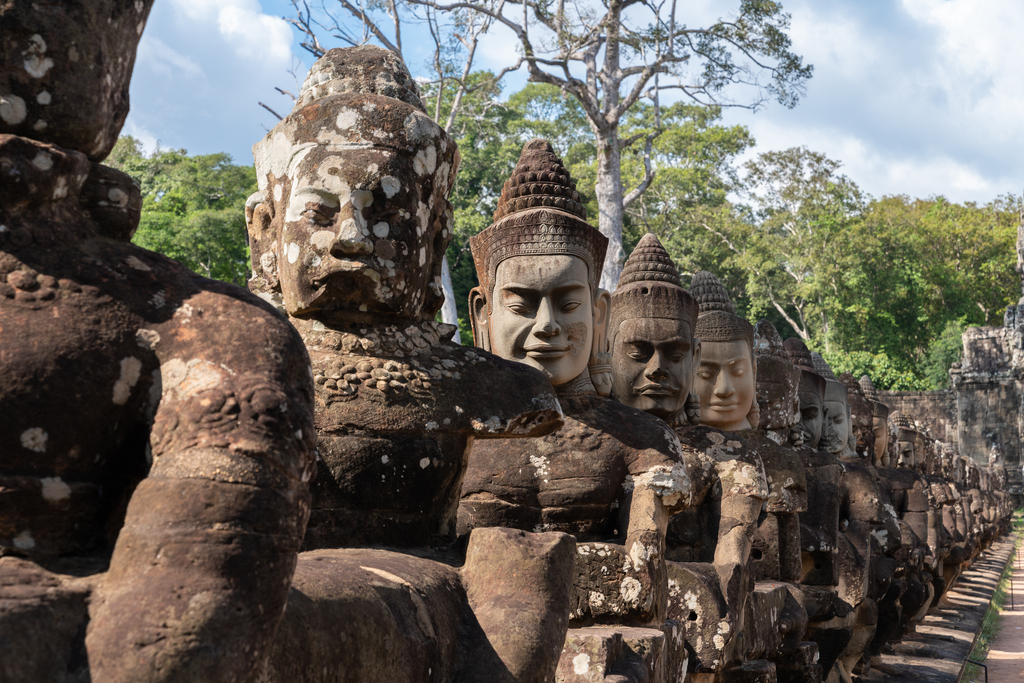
[{"x1": 126, "y1": 0, "x2": 1024, "y2": 203}]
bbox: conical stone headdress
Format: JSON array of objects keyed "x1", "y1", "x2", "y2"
[
  {"x1": 810, "y1": 353, "x2": 838, "y2": 381},
  {"x1": 610, "y1": 234, "x2": 698, "y2": 336},
  {"x1": 470, "y1": 139, "x2": 607, "y2": 300},
  {"x1": 783, "y1": 337, "x2": 827, "y2": 399},
  {"x1": 690, "y1": 271, "x2": 753, "y2": 347},
  {"x1": 753, "y1": 319, "x2": 801, "y2": 429}
]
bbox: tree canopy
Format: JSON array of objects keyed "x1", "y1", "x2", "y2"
[
  {"x1": 107, "y1": 136, "x2": 256, "y2": 286},
  {"x1": 116, "y1": 79, "x2": 1021, "y2": 391}
]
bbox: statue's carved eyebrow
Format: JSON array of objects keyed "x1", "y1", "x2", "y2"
[
  {"x1": 499, "y1": 281, "x2": 588, "y2": 296},
  {"x1": 620, "y1": 334, "x2": 689, "y2": 346},
  {"x1": 293, "y1": 187, "x2": 341, "y2": 206}
]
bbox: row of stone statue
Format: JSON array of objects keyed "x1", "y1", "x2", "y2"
[{"x1": 0, "y1": 6, "x2": 1012, "y2": 681}]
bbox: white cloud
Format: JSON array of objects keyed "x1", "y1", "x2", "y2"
[
  {"x1": 716, "y1": 0, "x2": 1024, "y2": 203},
  {"x1": 123, "y1": 120, "x2": 160, "y2": 155},
  {"x1": 170, "y1": 0, "x2": 293, "y2": 67},
  {"x1": 136, "y1": 36, "x2": 204, "y2": 79}
]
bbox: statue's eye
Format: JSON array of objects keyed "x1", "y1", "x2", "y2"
[
  {"x1": 562, "y1": 301, "x2": 581, "y2": 312},
  {"x1": 302, "y1": 207, "x2": 335, "y2": 226}
]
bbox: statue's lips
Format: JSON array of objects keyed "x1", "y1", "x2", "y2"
[
  {"x1": 708, "y1": 402, "x2": 739, "y2": 410},
  {"x1": 524, "y1": 345, "x2": 568, "y2": 359},
  {"x1": 314, "y1": 258, "x2": 378, "y2": 285},
  {"x1": 637, "y1": 384, "x2": 676, "y2": 396}
]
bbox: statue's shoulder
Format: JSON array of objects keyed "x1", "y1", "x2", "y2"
[
  {"x1": 310, "y1": 327, "x2": 561, "y2": 438},
  {"x1": 560, "y1": 394, "x2": 683, "y2": 467},
  {"x1": 675, "y1": 425, "x2": 757, "y2": 461}
]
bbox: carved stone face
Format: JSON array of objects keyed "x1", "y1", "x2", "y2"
[
  {"x1": 823, "y1": 395, "x2": 850, "y2": 455},
  {"x1": 798, "y1": 389, "x2": 825, "y2": 448},
  {"x1": 872, "y1": 417, "x2": 890, "y2": 465},
  {"x1": 249, "y1": 94, "x2": 455, "y2": 323},
  {"x1": 611, "y1": 317, "x2": 698, "y2": 422},
  {"x1": 896, "y1": 437, "x2": 916, "y2": 469},
  {"x1": 694, "y1": 339, "x2": 754, "y2": 431},
  {"x1": 479, "y1": 254, "x2": 595, "y2": 387}
]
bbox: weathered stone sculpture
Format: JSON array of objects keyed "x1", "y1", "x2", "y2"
[
  {"x1": 743, "y1": 321, "x2": 821, "y2": 683},
  {"x1": 1, "y1": 3, "x2": 320, "y2": 681},
  {"x1": 460, "y1": 144, "x2": 690, "y2": 679},
  {"x1": 810, "y1": 353, "x2": 848, "y2": 458},
  {"x1": 245, "y1": 48, "x2": 575, "y2": 682},
  {"x1": 675, "y1": 269, "x2": 773, "y2": 679},
  {"x1": 782, "y1": 339, "x2": 852, "y2": 679},
  {"x1": 859, "y1": 376, "x2": 891, "y2": 468},
  {"x1": 826, "y1": 370, "x2": 902, "y2": 680}
]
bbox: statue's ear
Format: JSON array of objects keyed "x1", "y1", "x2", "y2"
[
  {"x1": 469, "y1": 287, "x2": 490, "y2": 350},
  {"x1": 245, "y1": 191, "x2": 280, "y2": 292},
  {"x1": 589, "y1": 288, "x2": 613, "y2": 396},
  {"x1": 591, "y1": 288, "x2": 611, "y2": 355}
]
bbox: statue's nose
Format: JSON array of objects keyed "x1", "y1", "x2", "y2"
[{"x1": 330, "y1": 200, "x2": 373, "y2": 257}]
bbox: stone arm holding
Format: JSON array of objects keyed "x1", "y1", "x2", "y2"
[{"x1": 86, "y1": 293, "x2": 317, "y2": 683}]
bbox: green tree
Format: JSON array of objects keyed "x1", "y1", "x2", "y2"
[{"x1": 106, "y1": 136, "x2": 256, "y2": 286}]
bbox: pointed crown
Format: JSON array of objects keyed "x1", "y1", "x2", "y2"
[
  {"x1": 690, "y1": 270, "x2": 753, "y2": 346},
  {"x1": 811, "y1": 352, "x2": 838, "y2": 381},
  {"x1": 753, "y1": 319, "x2": 786, "y2": 359},
  {"x1": 783, "y1": 337, "x2": 826, "y2": 398},
  {"x1": 470, "y1": 139, "x2": 606, "y2": 300},
  {"x1": 859, "y1": 375, "x2": 877, "y2": 398},
  {"x1": 610, "y1": 234, "x2": 698, "y2": 334},
  {"x1": 298, "y1": 46, "x2": 425, "y2": 110},
  {"x1": 753, "y1": 320, "x2": 801, "y2": 430}
]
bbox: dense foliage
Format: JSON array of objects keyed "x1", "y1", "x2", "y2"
[
  {"x1": 115, "y1": 84, "x2": 1021, "y2": 390},
  {"x1": 107, "y1": 136, "x2": 256, "y2": 286}
]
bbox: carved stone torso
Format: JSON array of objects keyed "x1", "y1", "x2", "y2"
[
  {"x1": 1, "y1": 241, "x2": 314, "y2": 560},
  {"x1": 294, "y1": 319, "x2": 563, "y2": 551},
  {"x1": 459, "y1": 390, "x2": 683, "y2": 542},
  {"x1": 665, "y1": 425, "x2": 767, "y2": 563}
]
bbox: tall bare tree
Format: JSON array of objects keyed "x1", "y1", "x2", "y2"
[{"x1": 390, "y1": 0, "x2": 812, "y2": 289}]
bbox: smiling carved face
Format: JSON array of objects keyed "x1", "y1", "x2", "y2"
[
  {"x1": 483, "y1": 254, "x2": 594, "y2": 387},
  {"x1": 694, "y1": 338, "x2": 755, "y2": 432}
]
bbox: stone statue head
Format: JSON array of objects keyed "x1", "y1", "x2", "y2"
[
  {"x1": 839, "y1": 372, "x2": 873, "y2": 461},
  {"x1": 608, "y1": 233, "x2": 700, "y2": 422},
  {"x1": 810, "y1": 353, "x2": 849, "y2": 456},
  {"x1": 469, "y1": 139, "x2": 610, "y2": 388},
  {"x1": 783, "y1": 338, "x2": 827, "y2": 448},
  {"x1": 870, "y1": 400, "x2": 891, "y2": 467},
  {"x1": 0, "y1": 0, "x2": 155, "y2": 160},
  {"x1": 246, "y1": 46, "x2": 459, "y2": 324},
  {"x1": 752, "y1": 320, "x2": 801, "y2": 434},
  {"x1": 890, "y1": 412, "x2": 918, "y2": 469},
  {"x1": 689, "y1": 271, "x2": 756, "y2": 431}
]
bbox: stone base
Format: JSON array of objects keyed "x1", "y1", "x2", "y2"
[{"x1": 557, "y1": 622, "x2": 687, "y2": 683}]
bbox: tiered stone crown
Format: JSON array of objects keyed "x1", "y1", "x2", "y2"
[
  {"x1": 859, "y1": 375, "x2": 877, "y2": 398},
  {"x1": 891, "y1": 411, "x2": 916, "y2": 431},
  {"x1": 492, "y1": 139, "x2": 587, "y2": 222},
  {"x1": 783, "y1": 338, "x2": 815, "y2": 373},
  {"x1": 298, "y1": 46, "x2": 425, "y2": 110},
  {"x1": 610, "y1": 234, "x2": 698, "y2": 332},
  {"x1": 690, "y1": 270, "x2": 753, "y2": 345},
  {"x1": 690, "y1": 270, "x2": 736, "y2": 314},
  {"x1": 471, "y1": 139, "x2": 606, "y2": 298},
  {"x1": 811, "y1": 352, "x2": 838, "y2": 381},
  {"x1": 753, "y1": 319, "x2": 786, "y2": 359}
]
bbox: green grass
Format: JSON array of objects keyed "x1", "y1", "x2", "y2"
[{"x1": 961, "y1": 511, "x2": 1023, "y2": 683}]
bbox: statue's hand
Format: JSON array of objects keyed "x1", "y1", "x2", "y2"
[{"x1": 588, "y1": 350, "x2": 613, "y2": 397}]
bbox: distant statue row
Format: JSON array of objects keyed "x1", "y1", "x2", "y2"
[{"x1": 0, "y1": 12, "x2": 1012, "y2": 683}]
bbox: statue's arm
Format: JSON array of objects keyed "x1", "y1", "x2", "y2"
[{"x1": 86, "y1": 305, "x2": 316, "y2": 683}]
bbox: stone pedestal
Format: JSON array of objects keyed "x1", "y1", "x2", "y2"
[{"x1": 557, "y1": 624, "x2": 687, "y2": 683}]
